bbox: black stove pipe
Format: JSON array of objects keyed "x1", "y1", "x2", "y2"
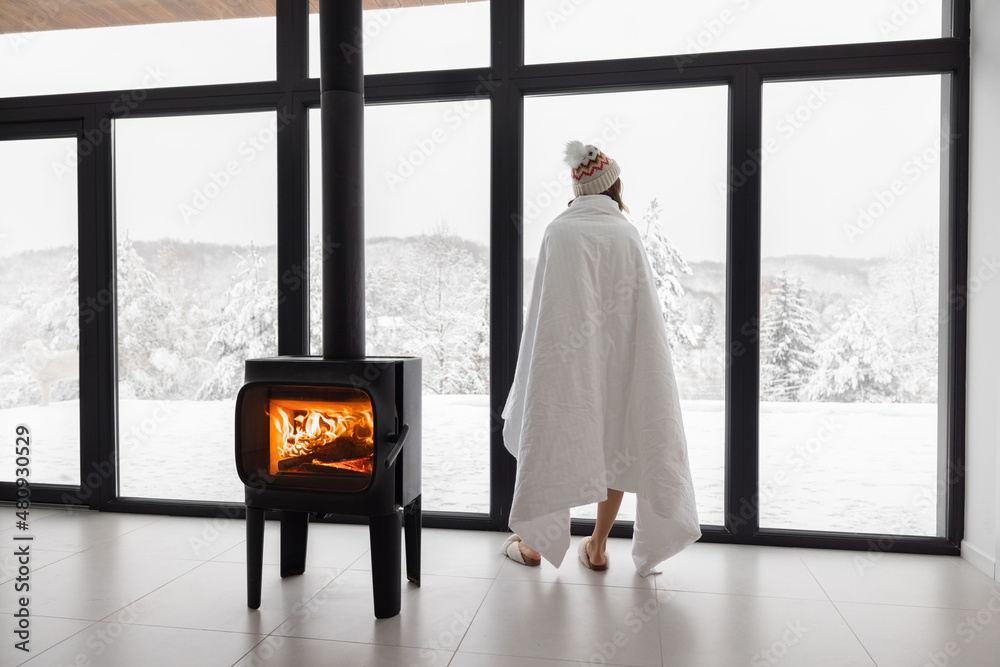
[{"x1": 320, "y1": 0, "x2": 365, "y2": 360}]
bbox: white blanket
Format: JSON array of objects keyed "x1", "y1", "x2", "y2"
[{"x1": 502, "y1": 194, "x2": 702, "y2": 575}]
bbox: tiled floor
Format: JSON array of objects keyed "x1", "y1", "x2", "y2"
[{"x1": 2, "y1": 506, "x2": 1000, "y2": 666}]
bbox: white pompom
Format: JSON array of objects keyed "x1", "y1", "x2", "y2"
[{"x1": 564, "y1": 140, "x2": 594, "y2": 168}]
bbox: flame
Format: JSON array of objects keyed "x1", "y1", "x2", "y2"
[{"x1": 268, "y1": 397, "x2": 374, "y2": 477}]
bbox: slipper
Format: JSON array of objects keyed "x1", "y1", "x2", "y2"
[
  {"x1": 502, "y1": 534, "x2": 540, "y2": 567},
  {"x1": 578, "y1": 536, "x2": 609, "y2": 571}
]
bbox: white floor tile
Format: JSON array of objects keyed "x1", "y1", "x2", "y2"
[
  {"x1": 495, "y1": 535, "x2": 656, "y2": 590},
  {"x1": 460, "y1": 578, "x2": 662, "y2": 667},
  {"x1": 19, "y1": 623, "x2": 264, "y2": 667},
  {"x1": 0, "y1": 615, "x2": 93, "y2": 667},
  {"x1": 657, "y1": 590, "x2": 876, "y2": 666},
  {"x1": 0, "y1": 546, "x2": 76, "y2": 585},
  {"x1": 0, "y1": 549, "x2": 200, "y2": 620},
  {"x1": 652, "y1": 542, "x2": 829, "y2": 600},
  {"x1": 450, "y1": 653, "x2": 593, "y2": 667},
  {"x1": 2, "y1": 508, "x2": 994, "y2": 667},
  {"x1": 798, "y1": 547, "x2": 1000, "y2": 609},
  {"x1": 212, "y1": 520, "x2": 370, "y2": 570},
  {"x1": 82, "y1": 515, "x2": 246, "y2": 562},
  {"x1": 113, "y1": 560, "x2": 341, "y2": 635},
  {"x1": 837, "y1": 599, "x2": 1000, "y2": 666},
  {"x1": 234, "y1": 635, "x2": 454, "y2": 667},
  {"x1": 0, "y1": 504, "x2": 61, "y2": 524},
  {"x1": 0, "y1": 510, "x2": 158, "y2": 552},
  {"x1": 350, "y1": 527, "x2": 507, "y2": 580},
  {"x1": 274, "y1": 569, "x2": 492, "y2": 651}
]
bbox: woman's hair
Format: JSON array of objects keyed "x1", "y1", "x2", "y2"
[
  {"x1": 602, "y1": 178, "x2": 629, "y2": 213},
  {"x1": 567, "y1": 177, "x2": 629, "y2": 213}
]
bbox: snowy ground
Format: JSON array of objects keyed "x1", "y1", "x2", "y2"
[{"x1": 0, "y1": 397, "x2": 937, "y2": 536}]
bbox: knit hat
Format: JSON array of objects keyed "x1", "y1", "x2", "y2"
[{"x1": 564, "y1": 140, "x2": 621, "y2": 196}]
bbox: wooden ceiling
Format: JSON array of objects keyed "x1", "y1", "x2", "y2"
[{"x1": 0, "y1": 0, "x2": 485, "y2": 34}]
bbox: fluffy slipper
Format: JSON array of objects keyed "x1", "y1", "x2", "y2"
[
  {"x1": 578, "y1": 536, "x2": 609, "y2": 571},
  {"x1": 502, "y1": 534, "x2": 540, "y2": 567}
]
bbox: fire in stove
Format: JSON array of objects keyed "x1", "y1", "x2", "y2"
[{"x1": 268, "y1": 392, "x2": 374, "y2": 477}]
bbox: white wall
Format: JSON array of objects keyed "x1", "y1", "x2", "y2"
[{"x1": 963, "y1": 0, "x2": 1000, "y2": 582}]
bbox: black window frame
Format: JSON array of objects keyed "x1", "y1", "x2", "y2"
[{"x1": 0, "y1": 1, "x2": 969, "y2": 557}]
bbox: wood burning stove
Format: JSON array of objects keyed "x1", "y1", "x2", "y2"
[
  {"x1": 236, "y1": 357, "x2": 421, "y2": 619},
  {"x1": 234, "y1": 0, "x2": 421, "y2": 619}
]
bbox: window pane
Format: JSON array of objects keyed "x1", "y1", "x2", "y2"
[
  {"x1": 0, "y1": 137, "x2": 80, "y2": 486},
  {"x1": 308, "y1": 2, "x2": 490, "y2": 77},
  {"x1": 759, "y1": 75, "x2": 945, "y2": 536},
  {"x1": 1, "y1": 13, "x2": 275, "y2": 98},
  {"x1": 309, "y1": 100, "x2": 492, "y2": 514},
  {"x1": 523, "y1": 87, "x2": 729, "y2": 525},
  {"x1": 115, "y1": 112, "x2": 278, "y2": 503},
  {"x1": 526, "y1": 0, "x2": 945, "y2": 65}
]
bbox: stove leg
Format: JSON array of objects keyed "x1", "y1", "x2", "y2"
[
  {"x1": 404, "y1": 494, "x2": 421, "y2": 586},
  {"x1": 280, "y1": 510, "x2": 309, "y2": 578},
  {"x1": 369, "y1": 509, "x2": 403, "y2": 619},
  {"x1": 246, "y1": 506, "x2": 264, "y2": 610}
]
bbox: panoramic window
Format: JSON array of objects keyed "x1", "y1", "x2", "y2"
[
  {"x1": 758, "y1": 74, "x2": 946, "y2": 535},
  {"x1": 0, "y1": 137, "x2": 80, "y2": 486},
  {"x1": 523, "y1": 87, "x2": 729, "y2": 525},
  {"x1": 526, "y1": 0, "x2": 945, "y2": 65},
  {"x1": 309, "y1": 100, "x2": 492, "y2": 514},
  {"x1": 115, "y1": 112, "x2": 278, "y2": 503},
  {"x1": 307, "y1": 1, "x2": 490, "y2": 76}
]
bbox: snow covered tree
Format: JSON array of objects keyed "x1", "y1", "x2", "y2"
[
  {"x1": 198, "y1": 243, "x2": 277, "y2": 400},
  {"x1": 869, "y1": 231, "x2": 938, "y2": 402},
  {"x1": 365, "y1": 239, "x2": 420, "y2": 360},
  {"x1": 760, "y1": 271, "x2": 817, "y2": 401},
  {"x1": 410, "y1": 225, "x2": 489, "y2": 395},
  {"x1": 700, "y1": 298, "x2": 719, "y2": 347},
  {"x1": 635, "y1": 198, "x2": 696, "y2": 353},
  {"x1": 804, "y1": 298, "x2": 901, "y2": 403},
  {"x1": 309, "y1": 234, "x2": 326, "y2": 356},
  {"x1": 117, "y1": 233, "x2": 181, "y2": 399}
]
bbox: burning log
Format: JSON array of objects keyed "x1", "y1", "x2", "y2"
[{"x1": 277, "y1": 436, "x2": 372, "y2": 471}]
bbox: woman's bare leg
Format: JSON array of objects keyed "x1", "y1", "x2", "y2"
[
  {"x1": 518, "y1": 540, "x2": 541, "y2": 562},
  {"x1": 587, "y1": 489, "x2": 624, "y2": 566},
  {"x1": 518, "y1": 489, "x2": 624, "y2": 565}
]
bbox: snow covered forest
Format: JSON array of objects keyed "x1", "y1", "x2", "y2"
[{"x1": 0, "y1": 199, "x2": 938, "y2": 410}]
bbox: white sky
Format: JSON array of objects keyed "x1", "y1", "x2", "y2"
[{"x1": 0, "y1": 1, "x2": 946, "y2": 262}]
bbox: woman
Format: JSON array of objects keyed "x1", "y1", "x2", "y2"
[{"x1": 501, "y1": 141, "x2": 701, "y2": 575}]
